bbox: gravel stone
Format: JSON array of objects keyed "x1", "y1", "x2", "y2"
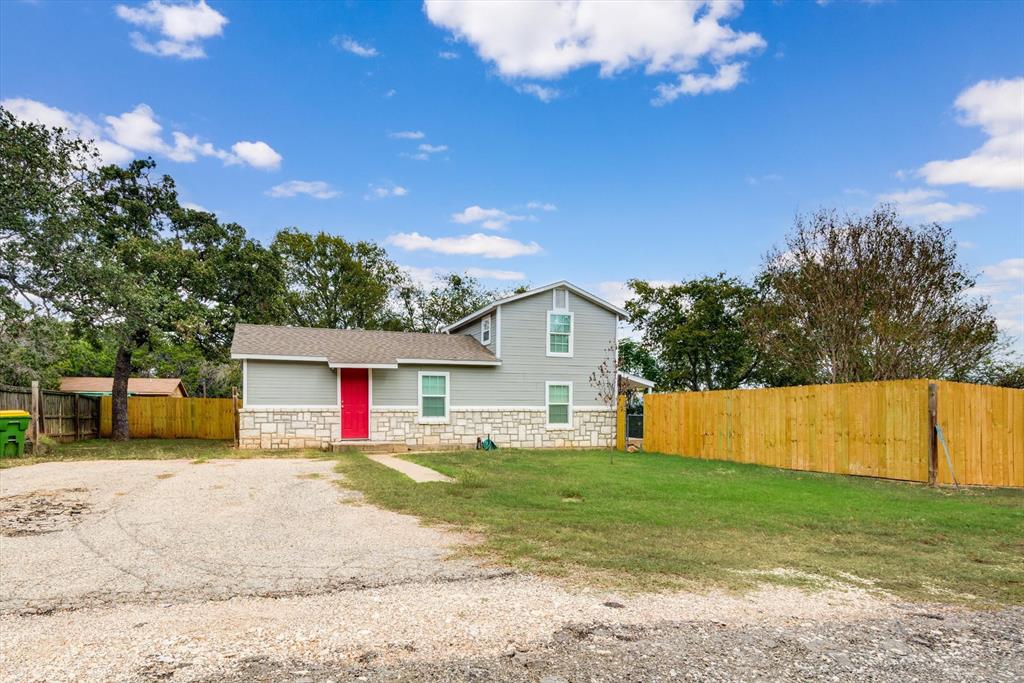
[{"x1": 1, "y1": 459, "x2": 1020, "y2": 682}]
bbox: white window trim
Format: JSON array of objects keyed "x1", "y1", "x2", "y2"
[
  {"x1": 545, "y1": 381, "x2": 573, "y2": 430},
  {"x1": 552, "y1": 288, "x2": 569, "y2": 310},
  {"x1": 546, "y1": 310, "x2": 575, "y2": 358},
  {"x1": 481, "y1": 316, "x2": 492, "y2": 345},
  {"x1": 495, "y1": 305, "x2": 502, "y2": 358},
  {"x1": 418, "y1": 371, "x2": 451, "y2": 424}
]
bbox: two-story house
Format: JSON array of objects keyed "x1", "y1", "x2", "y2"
[{"x1": 231, "y1": 281, "x2": 647, "y2": 450}]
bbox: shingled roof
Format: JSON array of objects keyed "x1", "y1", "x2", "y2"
[
  {"x1": 60, "y1": 377, "x2": 188, "y2": 396},
  {"x1": 230, "y1": 324, "x2": 499, "y2": 367}
]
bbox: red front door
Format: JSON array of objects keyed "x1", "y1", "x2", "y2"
[{"x1": 340, "y1": 368, "x2": 369, "y2": 439}]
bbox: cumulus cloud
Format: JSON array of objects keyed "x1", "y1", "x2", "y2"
[
  {"x1": 919, "y1": 77, "x2": 1024, "y2": 190},
  {"x1": 514, "y1": 82, "x2": 561, "y2": 103},
  {"x1": 386, "y1": 232, "x2": 542, "y2": 259},
  {"x1": 1, "y1": 97, "x2": 134, "y2": 164},
  {"x1": 401, "y1": 265, "x2": 526, "y2": 287},
  {"x1": 332, "y1": 35, "x2": 379, "y2": 57},
  {"x1": 403, "y1": 142, "x2": 449, "y2": 161},
  {"x1": 266, "y1": 180, "x2": 338, "y2": 199},
  {"x1": 654, "y1": 62, "x2": 746, "y2": 105},
  {"x1": 878, "y1": 188, "x2": 983, "y2": 223},
  {"x1": 389, "y1": 130, "x2": 426, "y2": 139},
  {"x1": 594, "y1": 279, "x2": 675, "y2": 309},
  {"x1": 115, "y1": 0, "x2": 227, "y2": 59},
  {"x1": 526, "y1": 201, "x2": 557, "y2": 211},
  {"x1": 2, "y1": 98, "x2": 281, "y2": 170},
  {"x1": 465, "y1": 267, "x2": 526, "y2": 281},
  {"x1": 968, "y1": 258, "x2": 1024, "y2": 340},
  {"x1": 424, "y1": 0, "x2": 764, "y2": 103},
  {"x1": 451, "y1": 205, "x2": 527, "y2": 230},
  {"x1": 438, "y1": 50, "x2": 460, "y2": 60},
  {"x1": 230, "y1": 140, "x2": 282, "y2": 170},
  {"x1": 365, "y1": 182, "x2": 408, "y2": 200}
]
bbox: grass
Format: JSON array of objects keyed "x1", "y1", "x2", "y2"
[
  {"x1": 333, "y1": 449, "x2": 1024, "y2": 605},
  {"x1": 0, "y1": 438, "x2": 311, "y2": 468}
]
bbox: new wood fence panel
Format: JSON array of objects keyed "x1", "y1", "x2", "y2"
[
  {"x1": 100, "y1": 397, "x2": 236, "y2": 440},
  {"x1": 644, "y1": 379, "x2": 1020, "y2": 487}
]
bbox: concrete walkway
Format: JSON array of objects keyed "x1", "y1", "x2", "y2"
[{"x1": 365, "y1": 454, "x2": 454, "y2": 483}]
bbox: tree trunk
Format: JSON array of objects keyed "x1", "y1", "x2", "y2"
[{"x1": 111, "y1": 346, "x2": 132, "y2": 441}]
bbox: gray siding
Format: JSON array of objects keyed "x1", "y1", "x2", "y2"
[
  {"x1": 378, "y1": 289, "x2": 617, "y2": 407},
  {"x1": 455, "y1": 314, "x2": 495, "y2": 353},
  {"x1": 246, "y1": 359, "x2": 336, "y2": 406}
]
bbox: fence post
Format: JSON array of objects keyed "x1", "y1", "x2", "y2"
[
  {"x1": 29, "y1": 381, "x2": 41, "y2": 446},
  {"x1": 74, "y1": 395, "x2": 81, "y2": 440},
  {"x1": 232, "y1": 387, "x2": 240, "y2": 447},
  {"x1": 927, "y1": 382, "x2": 938, "y2": 485}
]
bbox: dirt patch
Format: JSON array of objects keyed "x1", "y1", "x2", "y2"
[{"x1": 0, "y1": 488, "x2": 91, "y2": 536}]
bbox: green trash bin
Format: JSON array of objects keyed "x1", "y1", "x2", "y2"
[{"x1": 0, "y1": 410, "x2": 31, "y2": 457}]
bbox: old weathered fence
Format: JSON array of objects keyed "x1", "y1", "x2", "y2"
[
  {"x1": 100, "y1": 397, "x2": 236, "y2": 440},
  {"x1": 0, "y1": 383, "x2": 100, "y2": 442},
  {"x1": 641, "y1": 379, "x2": 1023, "y2": 488}
]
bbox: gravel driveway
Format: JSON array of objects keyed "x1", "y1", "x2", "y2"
[{"x1": 1, "y1": 458, "x2": 1020, "y2": 682}]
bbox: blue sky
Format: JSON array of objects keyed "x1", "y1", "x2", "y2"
[{"x1": 2, "y1": 0, "x2": 1022, "y2": 344}]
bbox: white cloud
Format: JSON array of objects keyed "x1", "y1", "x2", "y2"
[
  {"x1": 332, "y1": 35, "x2": 378, "y2": 57},
  {"x1": 878, "y1": 188, "x2": 983, "y2": 223},
  {"x1": 1, "y1": 97, "x2": 133, "y2": 164},
  {"x1": 386, "y1": 232, "x2": 542, "y2": 259},
  {"x1": 594, "y1": 279, "x2": 674, "y2": 309},
  {"x1": 384, "y1": 89, "x2": 398, "y2": 98},
  {"x1": 424, "y1": 0, "x2": 764, "y2": 103},
  {"x1": 465, "y1": 267, "x2": 525, "y2": 281},
  {"x1": 919, "y1": 77, "x2": 1024, "y2": 190},
  {"x1": 115, "y1": 0, "x2": 227, "y2": 60},
  {"x1": 389, "y1": 130, "x2": 426, "y2": 139},
  {"x1": 181, "y1": 201, "x2": 209, "y2": 212},
  {"x1": 451, "y1": 205, "x2": 526, "y2": 230},
  {"x1": 266, "y1": 180, "x2": 338, "y2": 199},
  {"x1": 230, "y1": 140, "x2": 282, "y2": 170},
  {"x1": 969, "y1": 258, "x2": 1024, "y2": 340},
  {"x1": 526, "y1": 201, "x2": 557, "y2": 211},
  {"x1": 419, "y1": 143, "x2": 448, "y2": 153},
  {"x1": 653, "y1": 62, "x2": 746, "y2": 104},
  {"x1": 3, "y1": 98, "x2": 280, "y2": 170},
  {"x1": 365, "y1": 182, "x2": 408, "y2": 200},
  {"x1": 401, "y1": 265, "x2": 526, "y2": 287},
  {"x1": 514, "y1": 82, "x2": 561, "y2": 103},
  {"x1": 438, "y1": 50, "x2": 460, "y2": 60}
]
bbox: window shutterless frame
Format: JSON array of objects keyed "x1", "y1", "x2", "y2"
[
  {"x1": 417, "y1": 371, "x2": 450, "y2": 424},
  {"x1": 546, "y1": 310, "x2": 574, "y2": 357},
  {"x1": 481, "y1": 316, "x2": 491, "y2": 345},
  {"x1": 545, "y1": 381, "x2": 573, "y2": 429}
]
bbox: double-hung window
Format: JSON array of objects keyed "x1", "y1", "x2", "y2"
[
  {"x1": 481, "y1": 316, "x2": 491, "y2": 345},
  {"x1": 546, "y1": 382, "x2": 572, "y2": 429},
  {"x1": 418, "y1": 372, "x2": 449, "y2": 423},
  {"x1": 547, "y1": 311, "x2": 573, "y2": 356}
]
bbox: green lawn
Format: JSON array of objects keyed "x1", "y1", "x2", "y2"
[
  {"x1": 333, "y1": 449, "x2": 1024, "y2": 605},
  {"x1": 0, "y1": 438, "x2": 307, "y2": 468}
]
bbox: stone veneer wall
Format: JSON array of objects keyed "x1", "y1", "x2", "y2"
[
  {"x1": 239, "y1": 408, "x2": 339, "y2": 449},
  {"x1": 370, "y1": 408, "x2": 615, "y2": 449}
]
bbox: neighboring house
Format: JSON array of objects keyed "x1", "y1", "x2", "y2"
[
  {"x1": 231, "y1": 281, "x2": 641, "y2": 450},
  {"x1": 59, "y1": 377, "x2": 188, "y2": 398}
]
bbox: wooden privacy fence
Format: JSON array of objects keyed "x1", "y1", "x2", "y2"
[
  {"x1": 100, "y1": 397, "x2": 236, "y2": 440},
  {"x1": 0, "y1": 383, "x2": 100, "y2": 442},
  {"x1": 641, "y1": 379, "x2": 1023, "y2": 488}
]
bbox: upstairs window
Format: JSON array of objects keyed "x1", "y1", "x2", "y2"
[
  {"x1": 547, "y1": 311, "x2": 574, "y2": 357},
  {"x1": 481, "y1": 316, "x2": 491, "y2": 345},
  {"x1": 418, "y1": 372, "x2": 449, "y2": 423},
  {"x1": 552, "y1": 288, "x2": 568, "y2": 309}
]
